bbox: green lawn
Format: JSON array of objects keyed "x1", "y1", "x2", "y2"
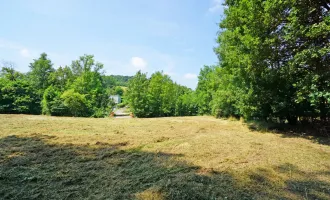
[{"x1": 1, "y1": 115, "x2": 330, "y2": 199}]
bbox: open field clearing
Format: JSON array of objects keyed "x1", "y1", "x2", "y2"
[{"x1": 1, "y1": 115, "x2": 330, "y2": 199}]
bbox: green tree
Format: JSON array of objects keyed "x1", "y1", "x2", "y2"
[
  {"x1": 49, "y1": 66, "x2": 74, "y2": 91},
  {"x1": 175, "y1": 86, "x2": 198, "y2": 116},
  {"x1": 0, "y1": 67, "x2": 40, "y2": 114},
  {"x1": 115, "y1": 86, "x2": 124, "y2": 96},
  {"x1": 29, "y1": 53, "x2": 54, "y2": 96},
  {"x1": 126, "y1": 71, "x2": 150, "y2": 117},
  {"x1": 61, "y1": 89, "x2": 90, "y2": 117},
  {"x1": 42, "y1": 86, "x2": 69, "y2": 116},
  {"x1": 69, "y1": 55, "x2": 111, "y2": 117},
  {"x1": 103, "y1": 75, "x2": 133, "y2": 87},
  {"x1": 127, "y1": 71, "x2": 198, "y2": 118},
  {"x1": 208, "y1": 0, "x2": 329, "y2": 124},
  {"x1": 196, "y1": 66, "x2": 216, "y2": 115},
  {"x1": 0, "y1": 62, "x2": 22, "y2": 81}
]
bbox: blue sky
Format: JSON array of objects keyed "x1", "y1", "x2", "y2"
[{"x1": 0, "y1": 0, "x2": 224, "y2": 89}]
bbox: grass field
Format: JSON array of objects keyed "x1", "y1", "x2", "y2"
[{"x1": 1, "y1": 115, "x2": 330, "y2": 199}]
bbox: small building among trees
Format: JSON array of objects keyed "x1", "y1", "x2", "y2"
[{"x1": 110, "y1": 95, "x2": 121, "y2": 104}]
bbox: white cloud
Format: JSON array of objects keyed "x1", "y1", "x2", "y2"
[
  {"x1": 131, "y1": 56, "x2": 147, "y2": 70},
  {"x1": 183, "y1": 73, "x2": 197, "y2": 79},
  {"x1": 100, "y1": 45, "x2": 177, "y2": 77},
  {"x1": 0, "y1": 38, "x2": 74, "y2": 73},
  {"x1": 0, "y1": 39, "x2": 33, "y2": 59},
  {"x1": 20, "y1": 48, "x2": 30, "y2": 58},
  {"x1": 209, "y1": 0, "x2": 223, "y2": 13}
]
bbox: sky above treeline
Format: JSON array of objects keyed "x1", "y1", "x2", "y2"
[{"x1": 0, "y1": 0, "x2": 224, "y2": 89}]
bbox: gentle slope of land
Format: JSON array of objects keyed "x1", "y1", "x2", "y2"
[{"x1": 1, "y1": 115, "x2": 330, "y2": 199}]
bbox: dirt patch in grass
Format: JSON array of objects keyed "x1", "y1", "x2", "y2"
[{"x1": 1, "y1": 115, "x2": 330, "y2": 199}]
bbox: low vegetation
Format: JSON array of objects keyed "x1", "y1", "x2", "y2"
[{"x1": 1, "y1": 115, "x2": 330, "y2": 199}]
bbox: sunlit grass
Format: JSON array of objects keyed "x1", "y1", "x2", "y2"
[{"x1": 1, "y1": 114, "x2": 330, "y2": 199}]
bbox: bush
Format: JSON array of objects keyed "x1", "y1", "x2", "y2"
[
  {"x1": 42, "y1": 86, "x2": 70, "y2": 116},
  {"x1": 117, "y1": 102, "x2": 126, "y2": 108},
  {"x1": 61, "y1": 89, "x2": 91, "y2": 117},
  {"x1": 92, "y1": 108, "x2": 108, "y2": 118}
]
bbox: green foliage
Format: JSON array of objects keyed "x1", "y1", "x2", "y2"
[
  {"x1": 28, "y1": 53, "x2": 55, "y2": 96},
  {"x1": 64, "y1": 55, "x2": 112, "y2": 117},
  {"x1": 103, "y1": 75, "x2": 133, "y2": 87},
  {"x1": 48, "y1": 66, "x2": 74, "y2": 91},
  {"x1": 196, "y1": 66, "x2": 216, "y2": 115},
  {"x1": 126, "y1": 71, "x2": 151, "y2": 117},
  {"x1": 42, "y1": 86, "x2": 69, "y2": 116},
  {"x1": 117, "y1": 102, "x2": 127, "y2": 108},
  {"x1": 147, "y1": 72, "x2": 174, "y2": 117},
  {"x1": 175, "y1": 89, "x2": 198, "y2": 116},
  {"x1": 127, "y1": 71, "x2": 198, "y2": 118},
  {"x1": 114, "y1": 86, "x2": 124, "y2": 96},
  {"x1": 61, "y1": 89, "x2": 90, "y2": 117},
  {"x1": 0, "y1": 62, "x2": 23, "y2": 81},
  {"x1": 0, "y1": 69, "x2": 40, "y2": 114},
  {"x1": 1, "y1": 54, "x2": 113, "y2": 118},
  {"x1": 201, "y1": 0, "x2": 330, "y2": 124}
]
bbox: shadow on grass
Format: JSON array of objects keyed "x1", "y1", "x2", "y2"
[
  {"x1": 246, "y1": 120, "x2": 330, "y2": 146},
  {"x1": 1, "y1": 135, "x2": 330, "y2": 199},
  {"x1": 247, "y1": 164, "x2": 330, "y2": 200}
]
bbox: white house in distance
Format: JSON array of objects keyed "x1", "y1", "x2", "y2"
[{"x1": 110, "y1": 95, "x2": 121, "y2": 104}]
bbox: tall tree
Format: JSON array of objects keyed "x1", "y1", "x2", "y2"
[
  {"x1": 209, "y1": 0, "x2": 329, "y2": 123},
  {"x1": 196, "y1": 66, "x2": 216, "y2": 115},
  {"x1": 127, "y1": 71, "x2": 198, "y2": 118},
  {"x1": 0, "y1": 67, "x2": 40, "y2": 114},
  {"x1": 29, "y1": 53, "x2": 54, "y2": 95},
  {"x1": 0, "y1": 61, "x2": 22, "y2": 81},
  {"x1": 126, "y1": 71, "x2": 150, "y2": 117},
  {"x1": 49, "y1": 66, "x2": 74, "y2": 91}
]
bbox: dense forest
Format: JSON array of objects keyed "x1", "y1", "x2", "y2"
[
  {"x1": 129, "y1": 0, "x2": 329, "y2": 124},
  {"x1": 126, "y1": 71, "x2": 197, "y2": 117},
  {"x1": 103, "y1": 75, "x2": 132, "y2": 88},
  {"x1": 0, "y1": 54, "x2": 196, "y2": 118},
  {"x1": 194, "y1": 0, "x2": 329, "y2": 124},
  {"x1": 0, "y1": 54, "x2": 131, "y2": 117},
  {"x1": 1, "y1": 0, "x2": 329, "y2": 125}
]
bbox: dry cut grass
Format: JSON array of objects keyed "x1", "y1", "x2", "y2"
[{"x1": 1, "y1": 114, "x2": 330, "y2": 199}]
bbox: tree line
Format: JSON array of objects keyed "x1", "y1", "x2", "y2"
[
  {"x1": 128, "y1": 0, "x2": 329, "y2": 124},
  {"x1": 126, "y1": 71, "x2": 197, "y2": 117},
  {"x1": 0, "y1": 53, "x2": 129, "y2": 117},
  {"x1": 104, "y1": 75, "x2": 132, "y2": 88},
  {"x1": 1, "y1": 0, "x2": 329, "y2": 124},
  {"x1": 0, "y1": 53, "x2": 198, "y2": 118},
  {"x1": 195, "y1": 0, "x2": 329, "y2": 124}
]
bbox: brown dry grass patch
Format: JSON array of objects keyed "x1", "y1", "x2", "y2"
[{"x1": 1, "y1": 114, "x2": 330, "y2": 199}]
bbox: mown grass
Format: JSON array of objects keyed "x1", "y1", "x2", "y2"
[{"x1": 1, "y1": 115, "x2": 330, "y2": 199}]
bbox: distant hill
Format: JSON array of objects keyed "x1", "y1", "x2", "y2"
[{"x1": 103, "y1": 75, "x2": 133, "y2": 87}]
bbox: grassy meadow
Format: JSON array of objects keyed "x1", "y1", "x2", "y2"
[{"x1": 1, "y1": 114, "x2": 330, "y2": 199}]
